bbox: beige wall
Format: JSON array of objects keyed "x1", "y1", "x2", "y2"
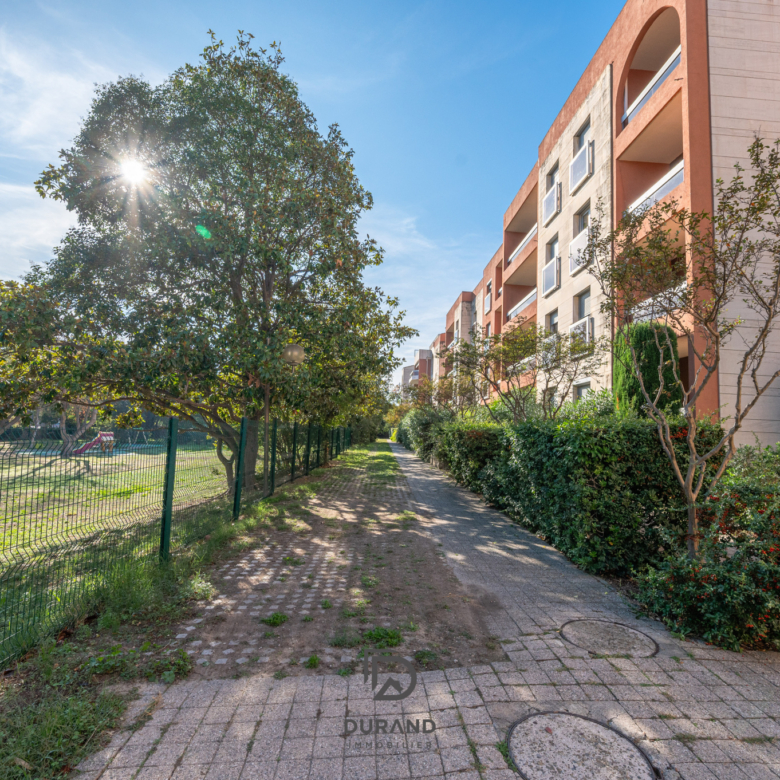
[
  {"x1": 709, "y1": 0, "x2": 780, "y2": 444},
  {"x1": 537, "y1": 65, "x2": 613, "y2": 399}
]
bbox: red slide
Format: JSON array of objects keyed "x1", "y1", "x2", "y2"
[{"x1": 72, "y1": 432, "x2": 115, "y2": 455}]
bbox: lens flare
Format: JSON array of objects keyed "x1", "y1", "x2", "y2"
[
  {"x1": 195, "y1": 225, "x2": 212, "y2": 239},
  {"x1": 121, "y1": 159, "x2": 147, "y2": 186}
]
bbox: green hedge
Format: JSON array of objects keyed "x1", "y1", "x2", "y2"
[
  {"x1": 433, "y1": 422, "x2": 504, "y2": 491},
  {"x1": 396, "y1": 406, "x2": 450, "y2": 461},
  {"x1": 636, "y1": 476, "x2": 780, "y2": 650}
]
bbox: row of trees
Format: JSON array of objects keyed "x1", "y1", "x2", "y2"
[
  {"x1": 1, "y1": 34, "x2": 414, "y2": 486},
  {"x1": 399, "y1": 138, "x2": 780, "y2": 558}
]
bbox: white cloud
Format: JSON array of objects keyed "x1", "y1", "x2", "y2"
[
  {"x1": 360, "y1": 203, "x2": 495, "y2": 385},
  {"x1": 0, "y1": 30, "x2": 117, "y2": 158},
  {"x1": 0, "y1": 183, "x2": 75, "y2": 280}
]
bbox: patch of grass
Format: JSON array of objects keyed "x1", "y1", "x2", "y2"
[
  {"x1": 743, "y1": 735, "x2": 775, "y2": 744},
  {"x1": 495, "y1": 740, "x2": 517, "y2": 772},
  {"x1": 273, "y1": 670, "x2": 287, "y2": 680},
  {"x1": 414, "y1": 649, "x2": 438, "y2": 667},
  {"x1": 321, "y1": 600, "x2": 332, "y2": 610},
  {"x1": 262, "y1": 631, "x2": 276, "y2": 639},
  {"x1": 0, "y1": 689, "x2": 127, "y2": 779},
  {"x1": 260, "y1": 613, "x2": 288, "y2": 627},
  {"x1": 337, "y1": 667, "x2": 353, "y2": 677},
  {"x1": 304, "y1": 655, "x2": 320, "y2": 669},
  {"x1": 329, "y1": 631, "x2": 362, "y2": 649},
  {"x1": 362, "y1": 627, "x2": 403, "y2": 649},
  {"x1": 361, "y1": 575, "x2": 378, "y2": 588},
  {"x1": 302, "y1": 616, "x2": 314, "y2": 623},
  {"x1": 674, "y1": 733, "x2": 698, "y2": 744},
  {"x1": 341, "y1": 608, "x2": 359, "y2": 619},
  {"x1": 282, "y1": 556, "x2": 304, "y2": 566}
]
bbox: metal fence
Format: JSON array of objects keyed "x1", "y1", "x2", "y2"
[{"x1": 0, "y1": 417, "x2": 351, "y2": 666}]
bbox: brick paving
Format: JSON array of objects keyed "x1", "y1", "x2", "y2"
[{"x1": 75, "y1": 443, "x2": 780, "y2": 780}]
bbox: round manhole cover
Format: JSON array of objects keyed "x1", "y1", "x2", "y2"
[
  {"x1": 508, "y1": 712, "x2": 656, "y2": 780},
  {"x1": 561, "y1": 619, "x2": 657, "y2": 657}
]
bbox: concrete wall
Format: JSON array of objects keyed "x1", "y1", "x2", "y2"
[
  {"x1": 537, "y1": 65, "x2": 614, "y2": 398},
  {"x1": 709, "y1": 0, "x2": 780, "y2": 444}
]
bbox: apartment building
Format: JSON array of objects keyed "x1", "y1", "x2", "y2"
[{"x1": 429, "y1": 0, "x2": 780, "y2": 444}]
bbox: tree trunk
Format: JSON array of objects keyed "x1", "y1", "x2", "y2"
[
  {"x1": 60, "y1": 406, "x2": 98, "y2": 457},
  {"x1": 687, "y1": 503, "x2": 700, "y2": 558},
  {"x1": 216, "y1": 440, "x2": 235, "y2": 493}
]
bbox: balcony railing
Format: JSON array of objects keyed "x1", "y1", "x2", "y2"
[
  {"x1": 542, "y1": 256, "x2": 561, "y2": 297},
  {"x1": 542, "y1": 183, "x2": 561, "y2": 226},
  {"x1": 569, "y1": 141, "x2": 594, "y2": 194},
  {"x1": 628, "y1": 160, "x2": 684, "y2": 213},
  {"x1": 484, "y1": 292, "x2": 492, "y2": 314},
  {"x1": 507, "y1": 224, "x2": 538, "y2": 265},
  {"x1": 506, "y1": 288, "x2": 537, "y2": 322},
  {"x1": 622, "y1": 45, "x2": 682, "y2": 128},
  {"x1": 632, "y1": 281, "x2": 688, "y2": 323},
  {"x1": 569, "y1": 316, "x2": 595, "y2": 352},
  {"x1": 569, "y1": 228, "x2": 590, "y2": 275}
]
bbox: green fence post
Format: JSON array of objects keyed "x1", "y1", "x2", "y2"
[
  {"x1": 316, "y1": 425, "x2": 322, "y2": 468},
  {"x1": 160, "y1": 417, "x2": 179, "y2": 561},
  {"x1": 291, "y1": 421, "x2": 298, "y2": 482},
  {"x1": 330, "y1": 428, "x2": 334, "y2": 462},
  {"x1": 232, "y1": 417, "x2": 248, "y2": 521},
  {"x1": 269, "y1": 419, "x2": 278, "y2": 495},
  {"x1": 305, "y1": 422, "x2": 312, "y2": 476}
]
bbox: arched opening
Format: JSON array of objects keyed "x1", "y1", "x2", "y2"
[{"x1": 622, "y1": 8, "x2": 681, "y2": 128}]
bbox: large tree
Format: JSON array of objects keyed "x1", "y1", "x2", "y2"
[{"x1": 9, "y1": 33, "x2": 413, "y2": 487}]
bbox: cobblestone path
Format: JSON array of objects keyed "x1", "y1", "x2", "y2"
[{"x1": 75, "y1": 444, "x2": 780, "y2": 780}]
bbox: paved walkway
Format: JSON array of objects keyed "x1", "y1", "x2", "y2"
[{"x1": 76, "y1": 444, "x2": 780, "y2": 780}]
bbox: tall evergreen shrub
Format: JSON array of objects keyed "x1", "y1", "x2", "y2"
[{"x1": 614, "y1": 323, "x2": 683, "y2": 413}]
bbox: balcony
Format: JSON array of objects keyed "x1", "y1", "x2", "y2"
[
  {"x1": 569, "y1": 228, "x2": 590, "y2": 275},
  {"x1": 569, "y1": 142, "x2": 594, "y2": 194},
  {"x1": 542, "y1": 183, "x2": 561, "y2": 226},
  {"x1": 569, "y1": 316, "x2": 595, "y2": 352},
  {"x1": 632, "y1": 281, "x2": 687, "y2": 323},
  {"x1": 507, "y1": 224, "x2": 538, "y2": 265},
  {"x1": 629, "y1": 160, "x2": 684, "y2": 213},
  {"x1": 622, "y1": 46, "x2": 681, "y2": 128},
  {"x1": 542, "y1": 256, "x2": 561, "y2": 297},
  {"x1": 484, "y1": 292, "x2": 492, "y2": 314},
  {"x1": 506, "y1": 288, "x2": 537, "y2": 322}
]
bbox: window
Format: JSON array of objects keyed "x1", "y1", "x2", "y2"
[
  {"x1": 576, "y1": 205, "x2": 590, "y2": 235},
  {"x1": 485, "y1": 322, "x2": 491, "y2": 339},
  {"x1": 575, "y1": 382, "x2": 591, "y2": 401},
  {"x1": 548, "y1": 237, "x2": 559, "y2": 262},
  {"x1": 547, "y1": 164, "x2": 559, "y2": 191},
  {"x1": 542, "y1": 237, "x2": 561, "y2": 296},
  {"x1": 575, "y1": 120, "x2": 591, "y2": 152},
  {"x1": 547, "y1": 310, "x2": 559, "y2": 334},
  {"x1": 576, "y1": 289, "x2": 591, "y2": 321}
]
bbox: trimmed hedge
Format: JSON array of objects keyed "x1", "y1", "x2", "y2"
[
  {"x1": 480, "y1": 418, "x2": 720, "y2": 575},
  {"x1": 396, "y1": 406, "x2": 450, "y2": 461},
  {"x1": 432, "y1": 422, "x2": 503, "y2": 491}
]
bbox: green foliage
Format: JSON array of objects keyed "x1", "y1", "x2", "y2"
[
  {"x1": 0, "y1": 690, "x2": 126, "y2": 779},
  {"x1": 636, "y1": 470, "x2": 780, "y2": 650},
  {"x1": 396, "y1": 406, "x2": 451, "y2": 461},
  {"x1": 413, "y1": 649, "x2": 437, "y2": 667},
  {"x1": 614, "y1": 323, "x2": 683, "y2": 414},
  {"x1": 304, "y1": 654, "x2": 320, "y2": 669},
  {"x1": 260, "y1": 612, "x2": 288, "y2": 627},
  {"x1": 432, "y1": 421, "x2": 504, "y2": 491},
  {"x1": 362, "y1": 627, "x2": 402, "y2": 648}
]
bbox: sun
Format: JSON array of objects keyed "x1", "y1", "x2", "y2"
[{"x1": 120, "y1": 159, "x2": 147, "y2": 186}]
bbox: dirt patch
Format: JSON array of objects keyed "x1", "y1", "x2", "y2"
[{"x1": 175, "y1": 443, "x2": 507, "y2": 679}]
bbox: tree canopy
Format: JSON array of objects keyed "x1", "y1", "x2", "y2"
[{"x1": 3, "y1": 33, "x2": 414, "y2": 484}]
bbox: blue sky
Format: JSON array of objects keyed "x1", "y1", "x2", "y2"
[{"x1": 0, "y1": 0, "x2": 625, "y2": 383}]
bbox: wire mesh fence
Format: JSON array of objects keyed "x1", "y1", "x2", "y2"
[{"x1": 0, "y1": 417, "x2": 351, "y2": 666}]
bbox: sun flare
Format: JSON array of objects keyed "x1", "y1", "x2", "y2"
[{"x1": 121, "y1": 159, "x2": 147, "y2": 186}]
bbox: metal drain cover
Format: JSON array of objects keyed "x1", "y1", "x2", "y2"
[
  {"x1": 561, "y1": 619, "x2": 657, "y2": 657},
  {"x1": 508, "y1": 712, "x2": 655, "y2": 780}
]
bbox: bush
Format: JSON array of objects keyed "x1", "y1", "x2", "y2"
[
  {"x1": 614, "y1": 322, "x2": 683, "y2": 414},
  {"x1": 433, "y1": 421, "x2": 504, "y2": 491},
  {"x1": 479, "y1": 414, "x2": 722, "y2": 576},
  {"x1": 396, "y1": 407, "x2": 451, "y2": 461},
  {"x1": 636, "y1": 472, "x2": 780, "y2": 650}
]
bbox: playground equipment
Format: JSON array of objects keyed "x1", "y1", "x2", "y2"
[{"x1": 72, "y1": 432, "x2": 115, "y2": 455}]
